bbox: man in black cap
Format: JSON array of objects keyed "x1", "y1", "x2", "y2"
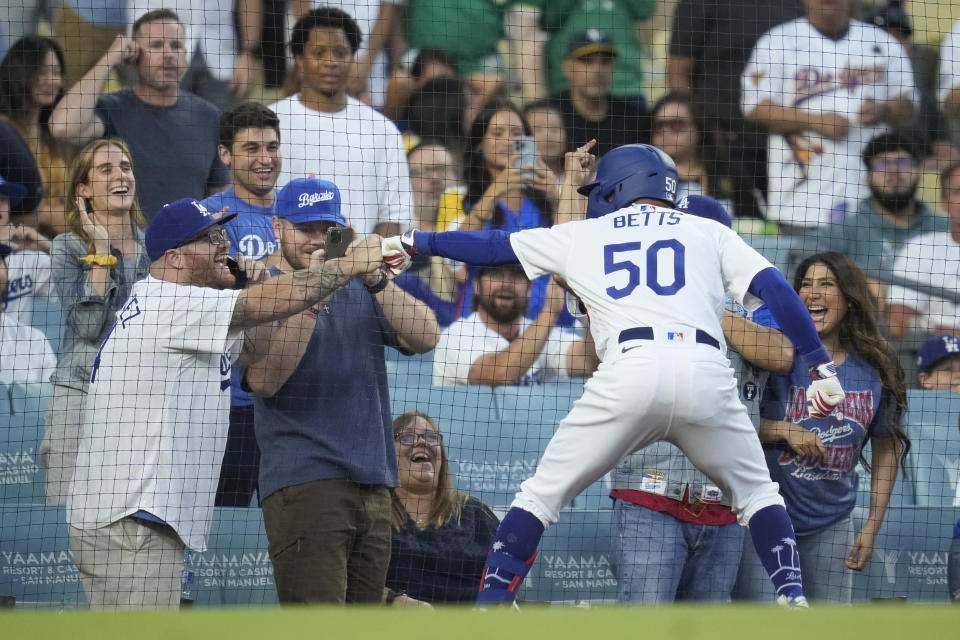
[{"x1": 551, "y1": 29, "x2": 649, "y2": 157}]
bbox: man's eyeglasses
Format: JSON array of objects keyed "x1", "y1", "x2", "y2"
[
  {"x1": 871, "y1": 157, "x2": 916, "y2": 173},
  {"x1": 395, "y1": 431, "x2": 443, "y2": 446},
  {"x1": 176, "y1": 226, "x2": 228, "y2": 250},
  {"x1": 653, "y1": 118, "x2": 693, "y2": 133}
]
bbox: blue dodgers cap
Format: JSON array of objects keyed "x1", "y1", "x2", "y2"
[
  {"x1": 0, "y1": 242, "x2": 11, "y2": 260},
  {"x1": 275, "y1": 178, "x2": 346, "y2": 225},
  {"x1": 677, "y1": 194, "x2": 732, "y2": 228},
  {"x1": 145, "y1": 198, "x2": 238, "y2": 261},
  {"x1": 0, "y1": 174, "x2": 27, "y2": 207},
  {"x1": 916, "y1": 334, "x2": 960, "y2": 376}
]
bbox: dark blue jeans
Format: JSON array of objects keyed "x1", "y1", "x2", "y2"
[{"x1": 611, "y1": 499, "x2": 743, "y2": 603}]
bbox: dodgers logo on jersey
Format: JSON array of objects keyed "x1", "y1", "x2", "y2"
[
  {"x1": 238, "y1": 234, "x2": 277, "y2": 260},
  {"x1": 4, "y1": 274, "x2": 34, "y2": 307}
]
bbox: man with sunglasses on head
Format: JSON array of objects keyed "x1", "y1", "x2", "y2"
[
  {"x1": 245, "y1": 178, "x2": 439, "y2": 605},
  {"x1": 67, "y1": 197, "x2": 385, "y2": 609}
]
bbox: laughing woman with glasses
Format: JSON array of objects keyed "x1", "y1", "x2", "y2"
[
  {"x1": 39, "y1": 138, "x2": 149, "y2": 505},
  {"x1": 385, "y1": 410, "x2": 499, "y2": 605}
]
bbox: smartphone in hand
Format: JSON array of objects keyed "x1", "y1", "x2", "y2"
[
  {"x1": 324, "y1": 226, "x2": 354, "y2": 259},
  {"x1": 225, "y1": 256, "x2": 248, "y2": 289},
  {"x1": 512, "y1": 136, "x2": 537, "y2": 177}
]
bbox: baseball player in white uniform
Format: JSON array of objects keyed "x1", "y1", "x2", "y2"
[
  {"x1": 741, "y1": 0, "x2": 917, "y2": 230},
  {"x1": 67, "y1": 197, "x2": 384, "y2": 608},
  {"x1": 382, "y1": 144, "x2": 846, "y2": 608}
]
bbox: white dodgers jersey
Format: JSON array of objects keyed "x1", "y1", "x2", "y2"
[
  {"x1": 742, "y1": 18, "x2": 917, "y2": 228},
  {"x1": 509, "y1": 205, "x2": 773, "y2": 361},
  {"x1": 68, "y1": 276, "x2": 242, "y2": 551}
]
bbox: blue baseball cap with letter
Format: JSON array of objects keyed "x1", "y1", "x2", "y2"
[
  {"x1": 916, "y1": 334, "x2": 960, "y2": 376},
  {"x1": 145, "y1": 198, "x2": 238, "y2": 261},
  {"x1": 276, "y1": 178, "x2": 346, "y2": 225},
  {"x1": 0, "y1": 174, "x2": 28, "y2": 207}
]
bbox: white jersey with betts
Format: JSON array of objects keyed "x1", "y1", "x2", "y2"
[{"x1": 509, "y1": 204, "x2": 773, "y2": 362}]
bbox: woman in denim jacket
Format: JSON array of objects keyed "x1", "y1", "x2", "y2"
[{"x1": 39, "y1": 138, "x2": 149, "y2": 504}]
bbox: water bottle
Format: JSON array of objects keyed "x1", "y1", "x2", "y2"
[{"x1": 180, "y1": 549, "x2": 195, "y2": 607}]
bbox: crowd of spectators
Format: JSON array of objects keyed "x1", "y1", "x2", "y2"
[{"x1": 1, "y1": 0, "x2": 960, "y2": 608}]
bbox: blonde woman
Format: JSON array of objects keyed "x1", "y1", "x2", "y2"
[
  {"x1": 386, "y1": 410, "x2": 499, "y2": 604},
  {"x1": 39, "y1": 138, "x2": 149, "y2": 504}
]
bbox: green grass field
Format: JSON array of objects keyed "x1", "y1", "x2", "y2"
[{"x1": 3, "y1": 604, "x2": 958, "y2": 640}]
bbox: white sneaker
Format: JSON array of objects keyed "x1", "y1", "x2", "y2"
[{"x1": 776, "y1": 594, "x2": 810, "y2": 609}]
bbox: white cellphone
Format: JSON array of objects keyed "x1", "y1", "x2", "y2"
[{"x1": 512, "y1": 136, "x2": 537, "y2": 174}]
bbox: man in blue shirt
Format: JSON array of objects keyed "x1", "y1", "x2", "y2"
[
  {"x1": 245, "y1": 178, "x2": 439, "y2": 604},
  {"x1": 201, "y1": 101, "x2": 282, "y2": 507}
]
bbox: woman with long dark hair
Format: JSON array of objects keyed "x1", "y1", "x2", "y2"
[
  {"x1": 738, "y1": 251, "x2": 909, "y2": 603},
  {"x1": 456, "y1": 99, "x2": 556, "y2": 232},
  {"x1": 450, "y1": 100, "x2": 576, "y2": 324},
  {"x1": 0, "y1": 36, "x2": 72, "y2": 234},
  {"x1": 39, "y1": 138, "x2": 149, "y2": 505}
]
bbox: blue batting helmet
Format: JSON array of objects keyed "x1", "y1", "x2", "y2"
[
  {"x1": 578, "y1": 144, "x2": 679, "y2": 219},
  {"x1": 677, "y1": 194, "x2": 732, "y2": 228}
]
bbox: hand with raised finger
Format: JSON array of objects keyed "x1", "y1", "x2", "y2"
[{"x1": 564, "y1": 139, "x2": 597, "y2": 187}]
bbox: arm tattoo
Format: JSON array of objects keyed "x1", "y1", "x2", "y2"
[
  {"x1": 292, "y1": 259, "x2": 349, "y2": 302},
  {"x1": 231, "y1": 259, "x2": 350, "y2": 329}
]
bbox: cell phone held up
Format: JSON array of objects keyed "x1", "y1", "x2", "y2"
[
  {"x1": 224, "y1": 256, "x2": 248, "y2": 290},
  {"x1": 512, "y1": 136, "x2": 537, "y2": 177},
  {"x1": 324, "y1": 226, "x2": 354, "y2": 259}
]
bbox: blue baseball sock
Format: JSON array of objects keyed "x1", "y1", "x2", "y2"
[
  {"x1": 748, "y1": 504, "x2": 804, "y2": 599},
  {"x1": 477, "y1": 508, "x2": 545, "y2": 604}
]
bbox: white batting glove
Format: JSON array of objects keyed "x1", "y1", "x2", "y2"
[
  {"x1": 381, "y1": 230, "x2": 417, "y2": 276},
  {"x1": 807, "y1": 362, "x2": 844, "y2": 418}
]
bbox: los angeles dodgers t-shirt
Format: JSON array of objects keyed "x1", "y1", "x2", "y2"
[{"x1": 760, "y1": 351, "x2": 890, "y2": 536}]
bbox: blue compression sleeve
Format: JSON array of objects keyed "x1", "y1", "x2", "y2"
[
  {"x1": 413, "y1": 230, "x2": 519, "y2": 265},
  {"x1": 748, "y1": 267, "x2": 830, "y2": 369}
]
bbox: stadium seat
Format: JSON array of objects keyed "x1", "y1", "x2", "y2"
[{"x1": 903, "y1": 391, "x2": 960, "y2": 508}]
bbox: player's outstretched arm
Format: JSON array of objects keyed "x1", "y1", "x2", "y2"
[
  {"x1": 747, "y1": 267, "x2": 844, "y2": 416},
  {"x1": 230, "y1": 234, "x2": 382, "y2": 330},
  {"x1": 382, "y1": 229, "x2": 519, "y2": 276}
]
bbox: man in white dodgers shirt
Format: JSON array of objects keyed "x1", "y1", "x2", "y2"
[
  {"x1": 741, "y1": 0, "x2": 917, "y2": 232},
  {"x1": 67, "y1": 197, "x2": 384, "y2": 608}
]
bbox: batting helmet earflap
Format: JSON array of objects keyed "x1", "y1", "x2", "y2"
[{"x1": 578, "y1": 144, "x2": 679, "y2": 219}]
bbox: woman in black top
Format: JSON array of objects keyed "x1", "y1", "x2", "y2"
[{"x1": 387, "y1": 410, "x2": 499, "y2": 604}]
